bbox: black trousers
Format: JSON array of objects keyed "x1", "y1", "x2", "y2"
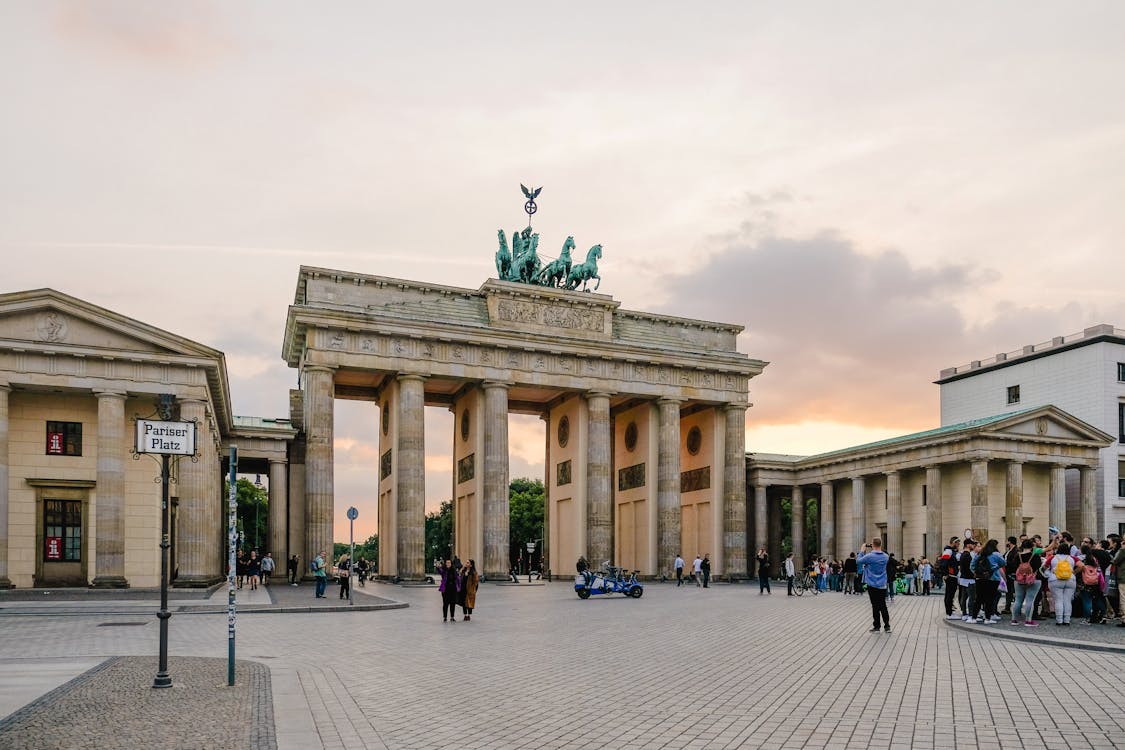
[
  {"x1": 868, "y1": 587, "x2": 890, "y2": 629},
  {"x1": 676, "y1": 569, "x2": 683, "y2": 586},
  {"x1": 974, "y1": 580, "x2": 999, "y2": 619},
  {"x1": 787, "y1": 576, "x2": 794, "y2": 595},
  {"x1": 944, "y1": 576, "x2": 959, "y2": 615},
  {"x1": 442, "y1": 601, "x2": 457, "y2": 619},
  {"x1": 758, "y1": 573, "x2": 771, "y2": 592}
]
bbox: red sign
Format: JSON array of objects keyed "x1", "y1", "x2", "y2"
[
  {"x1": 45, "y1": 536, "x2": 63, "y2": 560},
  {"x1": 47, "y1": 432, "x2": 64, "y2": 455}
]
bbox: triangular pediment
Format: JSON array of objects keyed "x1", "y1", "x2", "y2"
[
  {"x1": 983, "y1": 405, "x2": 1114, "y2": 444},
  {"x1": 0, "y1": 289, "x2": 222, "y2": 360}
]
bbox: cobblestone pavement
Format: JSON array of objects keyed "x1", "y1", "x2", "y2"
[
  {"x1": 3, "y1": 583, "x2": 1125, "y2": 749},
  {"x1": 0, "y1": 656, "x2": 273, "y2": 750}
]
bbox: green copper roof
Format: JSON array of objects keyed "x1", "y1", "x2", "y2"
[{"x1": 802, "y1": 407, "x2": 1041, "y2": 462}]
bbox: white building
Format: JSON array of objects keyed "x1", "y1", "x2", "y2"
[{"x1": 937, "y1": 324, "x2": 1125, "y2": 538}]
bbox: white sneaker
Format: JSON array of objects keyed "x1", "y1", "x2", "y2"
[
  {"x1": 990, "y1": 615, "x2": 1001, "y2": 622},
  {"x1": 982, "y1": 620, "x2": 995, "y2": 625},
  {"x1": 962, "y1": 616, "x2": 972, "y2": 622},
  {"x1": 946, "y1": 614, "x2": 961, "y2": 620},
  {"x1": 975, "y1": 618, "x2": 985, "y2": 623}
]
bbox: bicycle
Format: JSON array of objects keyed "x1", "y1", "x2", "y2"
[{"x1": 793, "y1": 572, "x2": 819, "y2": 596}]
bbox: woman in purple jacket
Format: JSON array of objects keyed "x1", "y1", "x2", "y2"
[{"x1": 438, "y1": 559, "x2": 461, "y2": 622}]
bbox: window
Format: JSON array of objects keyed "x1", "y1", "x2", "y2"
[
  {"x1": 1119, "y1": 403, "x2": 1125, "y2": 443},
  {"x1": 1007, "y1": 385, "x2": 1020, "y2": 405},
  {"x1": 922, "y1": 534, "x2": 928, "y2": 560},
  {"x1": 922, "y1": 484, "x2": 928, "y2": 507},
  {"x1": 44, "y1": 499, "x2": 81, "y2": 562},
  {"x1": 1118, "y1": 362, "x2": 1125, "y2": 382},
  {"x1": 1119, "y1": 478, "x2": 1125, "y2": 498},
  {"x1": 45, "y1": 421, "x2": 82, "y2": 456},
  {"x1": 884, "y1": 489, "x2": 888, "y2": 509}
]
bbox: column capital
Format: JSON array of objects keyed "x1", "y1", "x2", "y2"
[
  {"x1": 178, "y1": 396, "x2": 207, "y2": 406},
  {"x1": 724, "y1": 402, "x2": 750, "y2": 413},
  {"x1": 92, "y1": 389, "x2": 128, "y2": 400},
  {"x1": 303, "y1": 364, "x2": 337, "y2": 374},
  {"x1": 656, "y1": 397, "x2": 683, "y2": 407},
  {"x1": 482, "y1": 380, "x2": 512, "y2": 391},
  {"x1": 0, "y1": 382, "x2": 10, "y2": 393},
  {"x1": 585, "y1": 390, "x2": 615, "y2": 400},
  {"x1": 396, "y1": 372, "x2": 426, "y2": 384},
  {"x1": 884, "y1": 469, "x2": 899, "y2": 477},
  {"x1": 1007, "y1": 459, "x2": 1024, "y2": 466},
  {"x1": 268, "y1": 457, "x2": 288, "y2": 466}
]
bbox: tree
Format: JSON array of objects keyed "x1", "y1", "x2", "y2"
[
  {"x1": 334, "y1": 534, "x2": 378, "y2": 568},
  {"x1": 424, "y1": 500, "x2": 453, "y2": 573},
  {"x1": 509, "y1": 477, "x2": 545, "y2": 573},
  {"x1": 223, "y1": 478, "x2": 268, "y2": 552}
]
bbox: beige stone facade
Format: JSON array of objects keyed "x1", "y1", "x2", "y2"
[
  {"x1": 746, "y1": 406, "x2": 1112, "y2": 564},
  {"x1": 282, "y1": 267, "x2": 763, "y2": 580}
]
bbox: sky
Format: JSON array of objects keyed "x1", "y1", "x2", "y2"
[{"x1": 3, "y1": 2, "x2": 1124, "y2": 541}]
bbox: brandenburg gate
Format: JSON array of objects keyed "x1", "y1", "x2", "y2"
[{"x1": 282, "y1": 260, "x2": 765, "y2": 580}]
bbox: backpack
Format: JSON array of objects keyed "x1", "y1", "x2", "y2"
[
  {"x1": 1054, "y1": 555, "x2": 1073, "y2": 581},
  {"x1": 1081, "y1": 562, "x2": 1100, "y2": 586},
  {"x1": 974, "y1": 556, "x2": 993, "y2": 582},
  {"x1": 1015, "y1": 556, "x2": 1036, "y2": 586}
]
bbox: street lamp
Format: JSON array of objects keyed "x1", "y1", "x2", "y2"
[{"x1": 253, "y1": 474, "x2": 262, "y2": 550}]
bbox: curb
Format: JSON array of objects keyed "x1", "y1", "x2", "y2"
[
  {"x1": 0, "y1": 601, "x2": 410, "y2": 617},
  {"x1": 942, "y1": 616, "x2": 1125, "y2": 654}
]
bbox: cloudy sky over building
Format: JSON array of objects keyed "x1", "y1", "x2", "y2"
[{"x1": 3, "y1": 2, "x2": 1123, "y2": 537}]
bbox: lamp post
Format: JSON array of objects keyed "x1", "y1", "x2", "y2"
[{"x1": 253, "y1": 474, "x2": 262, "y2": 550}]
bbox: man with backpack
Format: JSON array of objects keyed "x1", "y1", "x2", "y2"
[
  {"x1": 1044, "y1": 539, "x2": 1079, "y2": 625},
  {"x1": 312, "y1": 550, "x2": 328, "y2": 598}
]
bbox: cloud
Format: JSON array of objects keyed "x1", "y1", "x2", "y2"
[
  {"x1": 659, "y1": 226, "x2": 1117, "y2": 434},
  {"x1": 52, "y1": 2, "x2": 232, "y2": 68}
]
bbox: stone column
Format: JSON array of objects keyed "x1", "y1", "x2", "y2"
[
  {"x1": 175, "y1": 398, "x2": 214, "y2": 586},
  {"x1": 925, "y1": 466, "x2": 942, "y2": 559},
  {"x1": 970, "y1": 459, "x2": 989, "y2": 540},
  {"x1": 820, "y1": 482, "x2": 835, "y2": 561},
  {"x1": 723, "y1": 404, "x2": 748, "y2": 580},
  {"x1": 268, "y1": 458, "x2": 288, "y2": 561},
  {"x1": 1005, "y1": 461, "x2": 1024, "y2": 540},
  {"x1": 540, "y1": 411, "x2": 551, "y2": 577},
  {"x1": 1080, "y1": 466, "x2": 1098, "y2": 540},
  {"x1": 482, "y1": 382, "x2": 510, "y2": 579},
  {"x1": 851, "y1": 477, "x2": 866, "y2": 551},
  {"x1": 791, "y1": 485, "x2": 804, "y2": 564},
  {"x1": 0, "y1": 384, "x2": 10, "y2": 588},
  {"x1": 754, "y1": 484, "x2": 768, "y2": 567},
  {"x1": 92, "y1": 390, "x2": 128, "y2": 588},
  {"x1": 1049, "y1": 464, "x2": 1067, "y2": 533},
  {"x1": 585, "y1": 391, "x2": 613, "y2": 567},
  {"x1": 656, "y1": 398, "x2": 682, "y2": 577},
  {"x1": 885, "y1": 471, "x2": 902, "y2": 556},
  {"x1": 303, "y1": 366, "x2": 335, "y2": 576},
  {"x1": 396, "y1": 374, "x2": 426, "y2": 580},
  {"x1": 768, "y1": 495, "x2": 782, "y2": 570}
]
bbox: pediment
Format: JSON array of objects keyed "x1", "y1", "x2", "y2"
[
  {"x1": 984, "y1": 406, "x2": 1114, "y2": 444},
  {"x1": 0, "y1": 289, "x2": 220, "y2": 360}
]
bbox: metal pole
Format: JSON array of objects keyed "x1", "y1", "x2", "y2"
[
  {"x1": 153, "y1": 453, "x2": 172, "y2": 688},
  {"x1": 349, "y1": 516, "x2": 355, "y2": 606},
  {"x1": 227, "y1": 447, "x2": 238, "y2": 686}
]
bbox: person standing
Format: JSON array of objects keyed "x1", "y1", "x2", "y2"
[
  {"x1": 1112, "y1": 535, "x2": 1125, "y2": 627},
  {"x1": 460, "y1": 559, "x2": 479, "y2": 621},
  {"x1": 261, "y1": 552, "x2": 275, "y2": 586},
  {"x1": 246, "y1": 551, "x2": 262, "y2": 591},
  {"x1": 858, "y1": 539, "x2": 891, "y2": 633},
  {"x1": 1044, "y1": 539, "x2": 1079, "y2": 626},
  {"x1": 674, "y1": 554, "x2": 685, "y2": 587},
  {"x1": 312, "y1": 551, "x2": 328, "y2": 598},
  {"x1": 1010, "y1": 539, "x2": 1043, "y2": 627},
  {"x1": 1002, "y1": 537, "x2": 1019, "y2": 614},
  {"x1": 959, "y1": 539, "x2": 978, "y2": 622},
  {"x1": 756, "y1": 549, "x2": 771, "y2": 594},
  {"x1": 886, "y1": 554, "x2": 898, "y2": 603},
  {"x1": 438, "y1": 559, "x2": 461, "y2": 622},
  {"x1": 288, "y1": 554, "x2": 300, "y2": 586},
  {"x1": 920, "y1": 558, "x2": 932, "y2": 596},
  {"x1": 692, "y1": 555, "x2": 703, "y2": 587},
  {"x1": 843, "y1": 553, "x2": 858, "y2": 594},
  {"x1": 941, "y1": 538, "x2": 961, "y2": 619},
  {"x1": 784, "y1": 553, "x2": 796, "y2": 596},
  {"x1": 355, "y1": 557, "x2": 369, "y2": 587},
  {"x1": 971, "y1": 539, "x2": 1006, "y2": 624},
  {"x1": 337, "y1": 553, "x2": 351, "y2": 599},
  {"x1": 701, "y1": 554, "x2": 711, "y2": 588}
]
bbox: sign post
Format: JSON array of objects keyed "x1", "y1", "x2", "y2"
[
  {"x1": 134, "y1": 411, "x2": 196, "y2": 690},
  {"x1": 526, "y1": 542, "x2": 536, "y2": 583},
  {"x1": 227, "y1": 447, "x2": 238, "y2": 686},
  {"x1": 347, "y1": 507, "x2": 358, "y2": 606}
]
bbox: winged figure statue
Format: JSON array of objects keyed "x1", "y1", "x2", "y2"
[{"x1": 520, "y1": 183, "x2": 542, "y2": 201}]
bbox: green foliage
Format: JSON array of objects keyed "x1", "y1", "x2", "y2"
[
  {"x1": 223, "y1": 478, "x2": 268, "y2": 553},
  {"x1": 425, "y1": 500, "x2": 453, "y2": 573},
  {"x1": 779, "y1": 495, "x2": 819, "y2": 561},
  {"x1": 333, "y1": 534, "x2": 378, "y2": 567},
  {"x1": 509, "y1": 477, "x2": 544, "y2": 570}
]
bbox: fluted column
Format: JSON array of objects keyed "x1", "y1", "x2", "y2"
[
  {"x1": 304, "y1": 366, "x2": 335, "y2": 577},
  {"x1": 851, "y1": 477, "x2": 866, "y2": 551},
  {"x1": 754, "y1": 484, "x2": 768, "y2": 564},
  {"x1": 482, "y1": 382, "x2": 510, "y2": 578},
  {"x1": 1080, "y1": 466, "x2": 1098, "y2": 540},
  {"x1": 925, "y1": 466, "x2": 942, "y2": 559},
  {"x1": 0, "y1": 384, "x2": 10, "y2": 588},
  {"x1": 656, "y1": 398, "x2": 682, "y2": 577},
  {"x1": 723, "y1": 404, "x2": 748, "y2": 579},
  {"x1": 175, "y1": 398, "x2": 214, "y2": 585},
  {"x1": 585, "y1": 391, "x2": 613, "y2": 567},
  {"x1": 820, "y1": 482, "x2": 835, "y2": 560},
  {"x1": 970, "y1": 459, "x2": 989, "y2": 540},
  {"x1": 791, "y1": 485, "x2": 804, "y2": 564},
  {"x1": 92, "y1": 390, "x2": 128, "y2": 588},
  {"x1": 1005, "y1": 461, "x2": 1024, "y2": 540},
  {"x1": 268, "y1": 458, "x2": 288, "y2": 560},
  {"x1": 1049, "y1": 465, "x2": 1067, "y2": 532},
  {"x1": 396, "y1": 374, "x2": 426, "y2": 580},
  {"x1": 885, "y1": 471, "x2": 902, "y2": 557}
]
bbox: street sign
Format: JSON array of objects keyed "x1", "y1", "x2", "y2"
[
  {"x1": 347, "y1": 507, "x2": 358, "y2": 521},
  {"x1": 136, "y1": 420, "x2": 196, "y2": 456},
  {"x1": 525, "y1": 542, "x2": 535, "y2": 552}
]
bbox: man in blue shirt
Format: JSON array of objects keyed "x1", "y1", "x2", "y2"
[{"x1": 858, "y1": 538, "x2": 891, "y2": 633}]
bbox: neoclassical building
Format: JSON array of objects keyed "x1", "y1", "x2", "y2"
[{"x1": 747, "y1": 406, "x2": 1112, "y2": 566}]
